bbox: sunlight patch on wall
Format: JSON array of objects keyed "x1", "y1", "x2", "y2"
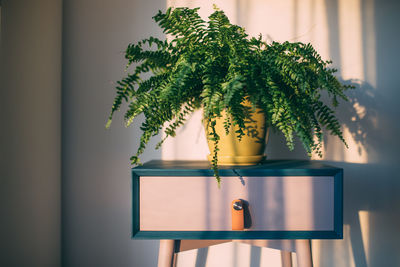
[
  {"x1": 233, "y1": 243, "x2": 252, "y2": 267},
  {"x1": 258, "y1": 246, "x2": 282, "y2": 266},
  {"x1": 291, "y1": 0, "x2": 330, "y2": 60},
  {"x1": 313, "y1": 225, "x2": 356, "y2": 267},
  {"x1": 175, "y1": 241, "x2": 284, "y2": 267},
  {"x1": 342, "y1": 125, "x2": 368, "y2": 163},
  {"x1": 359, "y1": 210, "x2": 371, "y2": 265},
  {"x1": 176, "y1": 247, "x2": 204, "y2": 266},
  {"x1": 338, "y1": 224, "x2": 356, "y2": 267},
  {"x1": 312, "y1": 126, "x2": 368, "y2": 163},
  {"x1": 236, "y1": 0, "x2": 294, "y2": 40},
  {"x1": 362, "y1": 0, "x2": 376, "y2": 88},
  {"x1": 161, "y1": 109, "x2": 209, "y2": 160},
  {"x1": 338, "y1": 0, "x2": 364, "y2": 81}
]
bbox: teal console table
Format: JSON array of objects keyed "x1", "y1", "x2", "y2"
[{"x1": 132, "y1": 160, "x2": 343, "y2": 267}]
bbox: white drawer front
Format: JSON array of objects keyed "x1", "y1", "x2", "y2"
[{"x1": 139, "y1": 176, "x2": 334, "y2": 231}]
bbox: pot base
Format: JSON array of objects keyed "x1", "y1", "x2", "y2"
[{"x1": 207, "y1": 154, "x2": 266, "y2": 166}]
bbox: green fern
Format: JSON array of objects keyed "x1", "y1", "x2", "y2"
[{"x1": 107, "y1": 6, "x2": 353, "y2": 185}]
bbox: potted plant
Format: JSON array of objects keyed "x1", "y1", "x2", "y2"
[{"x1": 106, "y1": 6, "x2": 352, "y2": 185}]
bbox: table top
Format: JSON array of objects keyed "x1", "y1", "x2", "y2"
[{"x1": 132, "y1": 160, "x2": 343, "y2": 177}]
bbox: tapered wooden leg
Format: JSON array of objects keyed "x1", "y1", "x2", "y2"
[
  {"x1": 281, "y1": 250, "x2": 293, "y2": 267},
  {"x1": 295, "y1": 240, "x2": 313, "y2": 267},
  {"x1": 158, "y1": 240, "x2": 177, "y2": 267}
]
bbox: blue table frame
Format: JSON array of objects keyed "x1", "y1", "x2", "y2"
[{"x1": 131, "y1": 160, "x2": 343, "y2": 240}]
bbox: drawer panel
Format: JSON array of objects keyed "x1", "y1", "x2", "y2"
[{"x1": 139, "y1": 176, "x2": 334, "y2": 231}]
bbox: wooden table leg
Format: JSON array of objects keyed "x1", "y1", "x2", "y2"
[
  {"x1": 158, "y1": 240, "x2": 177, "y2": 267},
  {"x1": 281, "y1": 250, "x2": 293, "y2": 267},
  {"x1": 295, "y1": 240, "x2": 313, "y2": 267}
]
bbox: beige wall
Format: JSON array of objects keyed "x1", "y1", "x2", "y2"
[
  {"x1": 1, "y1": 0, "x2": 399, "y2": 266},
  {"x1": 0, "y1": 0, "x2": 62, "y2": 266},
  {"x1": 61, "y1": 0, "x2": 164, "y2": 266}
]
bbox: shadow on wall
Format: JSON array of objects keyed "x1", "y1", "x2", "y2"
[
  {"x1": 333, "y1": 80, "x2": 380, "y2": 162},
  {"x1": 268, "y1": 0, "x2": 400, "y2": 266},
  {"x1": 316, "y1": 0, "x2": 400, "y2": 266},
  {"x1": 61, "y1": 0, "x2": 166, "y2": 266}
]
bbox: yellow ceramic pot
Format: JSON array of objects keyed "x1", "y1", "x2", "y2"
[{"x1": 205, "y1": 101, "x2": 268, "y2": 165}]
